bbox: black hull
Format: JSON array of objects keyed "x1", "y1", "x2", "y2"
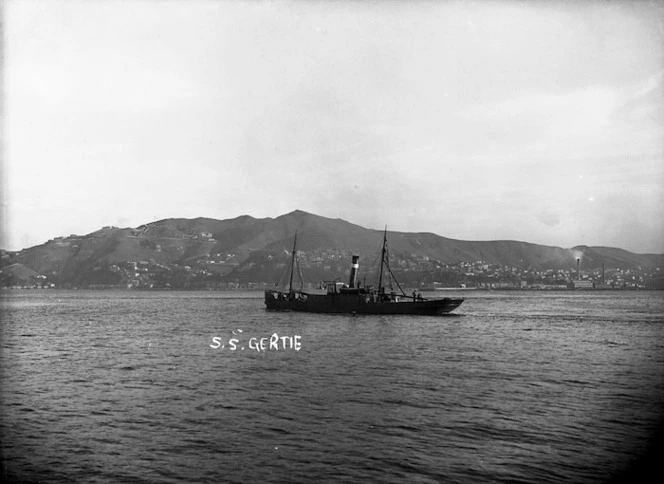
[{"x1": 265, "y1": 290, "x2": 463, "y2": 315}]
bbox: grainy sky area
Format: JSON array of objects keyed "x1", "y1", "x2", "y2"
[{"x1": 3, "y1": 0, "x2": 664, "y2": 253}]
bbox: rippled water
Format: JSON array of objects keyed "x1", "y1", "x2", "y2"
[{"x1": 1, "y1": 290, "x2": 663, "y2": 483}]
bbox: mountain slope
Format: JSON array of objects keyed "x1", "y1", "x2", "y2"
[{"x1": 6, "y1": 210, "x2": 663, "y2": 287}]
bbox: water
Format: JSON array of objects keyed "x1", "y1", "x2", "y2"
[{"x1": 1, "y1": 290, "x2": 663, "y2": 483}]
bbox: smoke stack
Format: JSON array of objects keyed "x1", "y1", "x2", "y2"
[
  {"x1": 602, "y1": 263, "x2": 605, "y2": 285},
  {"x1": 349, "y1": 255, "x2": 359, "y2": 288},
  {"x1": 577, "y1": 258, "x2": 580, "y2": 281}
]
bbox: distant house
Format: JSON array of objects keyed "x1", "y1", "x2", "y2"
[{"x1": 572, "y1": 280, "x2": 594, "y2": 289}]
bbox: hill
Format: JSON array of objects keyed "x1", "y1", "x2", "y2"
[{"x1": 2, "y1": 210, "x2": 663, "y2": 289}]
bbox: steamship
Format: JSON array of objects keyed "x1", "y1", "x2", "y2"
[{"x1": 264, "y1": 229, "x2": 464, "y2": 315}]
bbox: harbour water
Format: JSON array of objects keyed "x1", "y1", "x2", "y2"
[{"x1": 1, "y1": 290, "x2": 663, "y2": 483}]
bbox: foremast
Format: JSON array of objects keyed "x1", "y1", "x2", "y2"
[
  {"x1": 377, "y1": 226, "x2": 387, "y2": 293},
  {"x1": 288, "y1": 231, "x2": 297, "y2": 294},
  {"x1": 376, "y1": 227, "x2": 407, "y2": 299}
]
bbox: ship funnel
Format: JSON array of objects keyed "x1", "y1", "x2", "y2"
[
  {"x1": 349, "y1": 255, "x2": 359, "y2": 288},
  {"x1": 577, "y1": 258, "x2": 580, "y2": 281}
]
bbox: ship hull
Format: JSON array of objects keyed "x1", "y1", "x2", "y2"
[{"x1": 265, "y1": 290, "x2": 463, "y2": 315}]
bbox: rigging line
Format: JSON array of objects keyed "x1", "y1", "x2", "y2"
[
  {"x1": 276, "y1": 258, "x2": 291, "y2": 289},
  {"x1": 296, "y1": 258, "x2": 305, "y2": 289},
  {"x1": 288, "y1": 231, "x2": 298, "y2": 293},
  {"x1": 378, "y1": 226, "x2": 387, "y2": 291},
  {"x1": 383, "y1": 234, "x2": 406, "y2": 296},
  {"x1": 384, "y1": 232, "x2": 393, "y2": 292},
  {"x1": 363, "y1": 250, "x2": 382, "y2": 284},
  {"x1": 385, "y1": 262, "x2": 407, "y2": 297}
]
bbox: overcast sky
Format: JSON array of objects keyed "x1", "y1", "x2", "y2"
[{"x1": 3, "y1": 0, "x2": 663, "y2": 253}]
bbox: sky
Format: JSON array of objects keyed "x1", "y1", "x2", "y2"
[{"x1": 3, "y1": 0, "x2": 664, "y2": 253}]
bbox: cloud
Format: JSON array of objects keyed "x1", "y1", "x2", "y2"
[
  {"x1": 535, "y1": 211, "x2": 561, "y2": 228},
  {"x1": 9, "y1": 60, "x2": 199, "y2": 114},
  {"x1": 481, "y1": 71, "x2": 663, "y2": 131},
  {"x1": 629, "y1": 70, "x2": 664, "y2": 100},
  {"x1": 480, "y1": 86, "x2": 619, "y2": 138}
]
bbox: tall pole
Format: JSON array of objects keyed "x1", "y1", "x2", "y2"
[
  {"x1": 289, "y1": 231, "x2": 297, "y2": 293},
  {"x1": 377, "y1": 226, "x2": 387, "y2": 292}
]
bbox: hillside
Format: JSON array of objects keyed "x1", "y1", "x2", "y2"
[{"x1": 2, "y1": 210, "x2": 663, "y2": 289}]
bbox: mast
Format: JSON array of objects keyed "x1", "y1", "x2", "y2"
[
  {"x1": 288, "y1": 231, "x2": 297, "y2": 293},
  {"x1": 376, "y1": 227, "x2": 407, "y2": 297},
  {"x1": 377, "y1": 226, "x2": 387, "y2": 292}
]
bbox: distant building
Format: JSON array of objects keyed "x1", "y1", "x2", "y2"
[{"x1": 572, "y1": 280, "x2": 594, "y2": 289}]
